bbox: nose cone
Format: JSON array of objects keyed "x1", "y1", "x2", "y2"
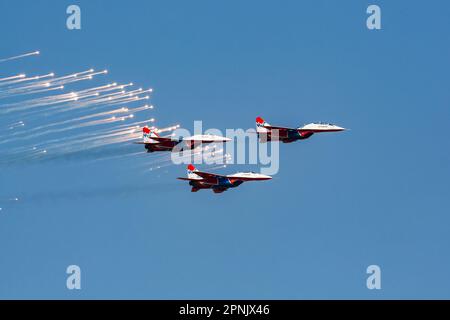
[
  {"x1": 301, "y1": 123, "x2": 346, "y2": 132},
  {"x1": 333, "y1": 125, "x2": 346, "y2": 131},
  {"x1": 255, "y1": 173, "x2": 272, "y2": 180}
]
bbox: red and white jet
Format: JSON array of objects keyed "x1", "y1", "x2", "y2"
[
  {"x1": 136, "y1": 127, "x2": 231, "y2": 152},
  {"x1": 256, "y1": 116, "x2": 345, "y2": 143},
  {"x1": 177, "y1": 164, "x2": 272, "y2": 193}
]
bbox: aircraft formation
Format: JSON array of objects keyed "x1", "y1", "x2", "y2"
[
  {"x1": 138, "y1": 116, "x2": 346, "y2": 193},
  {"x1": 0, "y1": 50, "x2": 347, "y2": 195}
]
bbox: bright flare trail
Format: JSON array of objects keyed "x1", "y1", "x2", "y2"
[
  {"x1": 0, "y1": 50, "x2": 39, "y2": 63},
  {"x1": 0, "y1": 51, "x2": 160, "y2": 166}
]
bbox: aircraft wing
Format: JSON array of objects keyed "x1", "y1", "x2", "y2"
[
  {"x1": 259, "y1": 125, "x2": 298, "y2": 140},
  {"x1": 194, "y1": 171, "x2": 226, "y2": 180},
  {"x1": 134, "y1": 140, "x2": 165, "y2": 145},
  {"x1": 183, "y1": 135, "x2": 231, "y2": 143},
  {"x1": 264, "y1": 125, "x2": 297, "y2": 131},
  {"x1": 265, "y1": 125, "x2": 327, "y2": 133},
  {"x1": 147, "y1": 136, "x2": 180, "y2": 143},
  {"x1": 177, "y1": 177, "x2": 202, "y2": 181}
]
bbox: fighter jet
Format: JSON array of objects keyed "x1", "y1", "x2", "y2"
[
  {"x1": 136, "y1": 127, "x2": 231, "y2": 152},
  {"x1": 177, "y1": 164, "x2": 272, "y2": 193},
  {"x1": 256, "y1": 116, "x2": 345, "y2": 143}
]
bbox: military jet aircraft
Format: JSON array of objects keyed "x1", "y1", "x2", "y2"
[
  {"x1": 136, "y1": 127, "x2": 231, "y2": 152},
  {"x1": 177, "y1": 164, "x2": 272, "y2": 193},
  {"x1": 256, "y1": 116, "x2": 345, "y2": 143}
]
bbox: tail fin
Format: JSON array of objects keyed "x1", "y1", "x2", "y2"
[
  {"x1": 256, "y1": 116, "x2": 270, "y2": 133},
  {"x1": 187, "y1": 164, "x2": 201, "y2": 180},
  {"x1": 142, "y1": 126, "x2": 159, "y2": 142}
]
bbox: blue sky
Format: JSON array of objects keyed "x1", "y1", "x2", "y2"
[{"x1": 0, "y1": 0, "x2": 449, "y2": 299}]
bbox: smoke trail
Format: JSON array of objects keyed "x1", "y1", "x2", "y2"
[
  {"x1": 10, "y1": 180, "x2": 177, "y2": 205},
  {"x1": 0, "y1": 85, "x2": 64, "y2": 99},
  {"x1": 0, "y1": 114, "x2": 137, "y2": 145},
  {"x1": 19, "y1": 107, "x2": 131, "y2": 134}
]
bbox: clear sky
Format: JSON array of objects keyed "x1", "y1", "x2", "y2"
[{"x1": 0, "y1": 0, "x2": 449, "y2": 299}]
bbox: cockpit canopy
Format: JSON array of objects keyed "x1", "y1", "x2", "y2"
[{"x1": 312, "y1": 122, "x2": 334, "y2": 125}]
